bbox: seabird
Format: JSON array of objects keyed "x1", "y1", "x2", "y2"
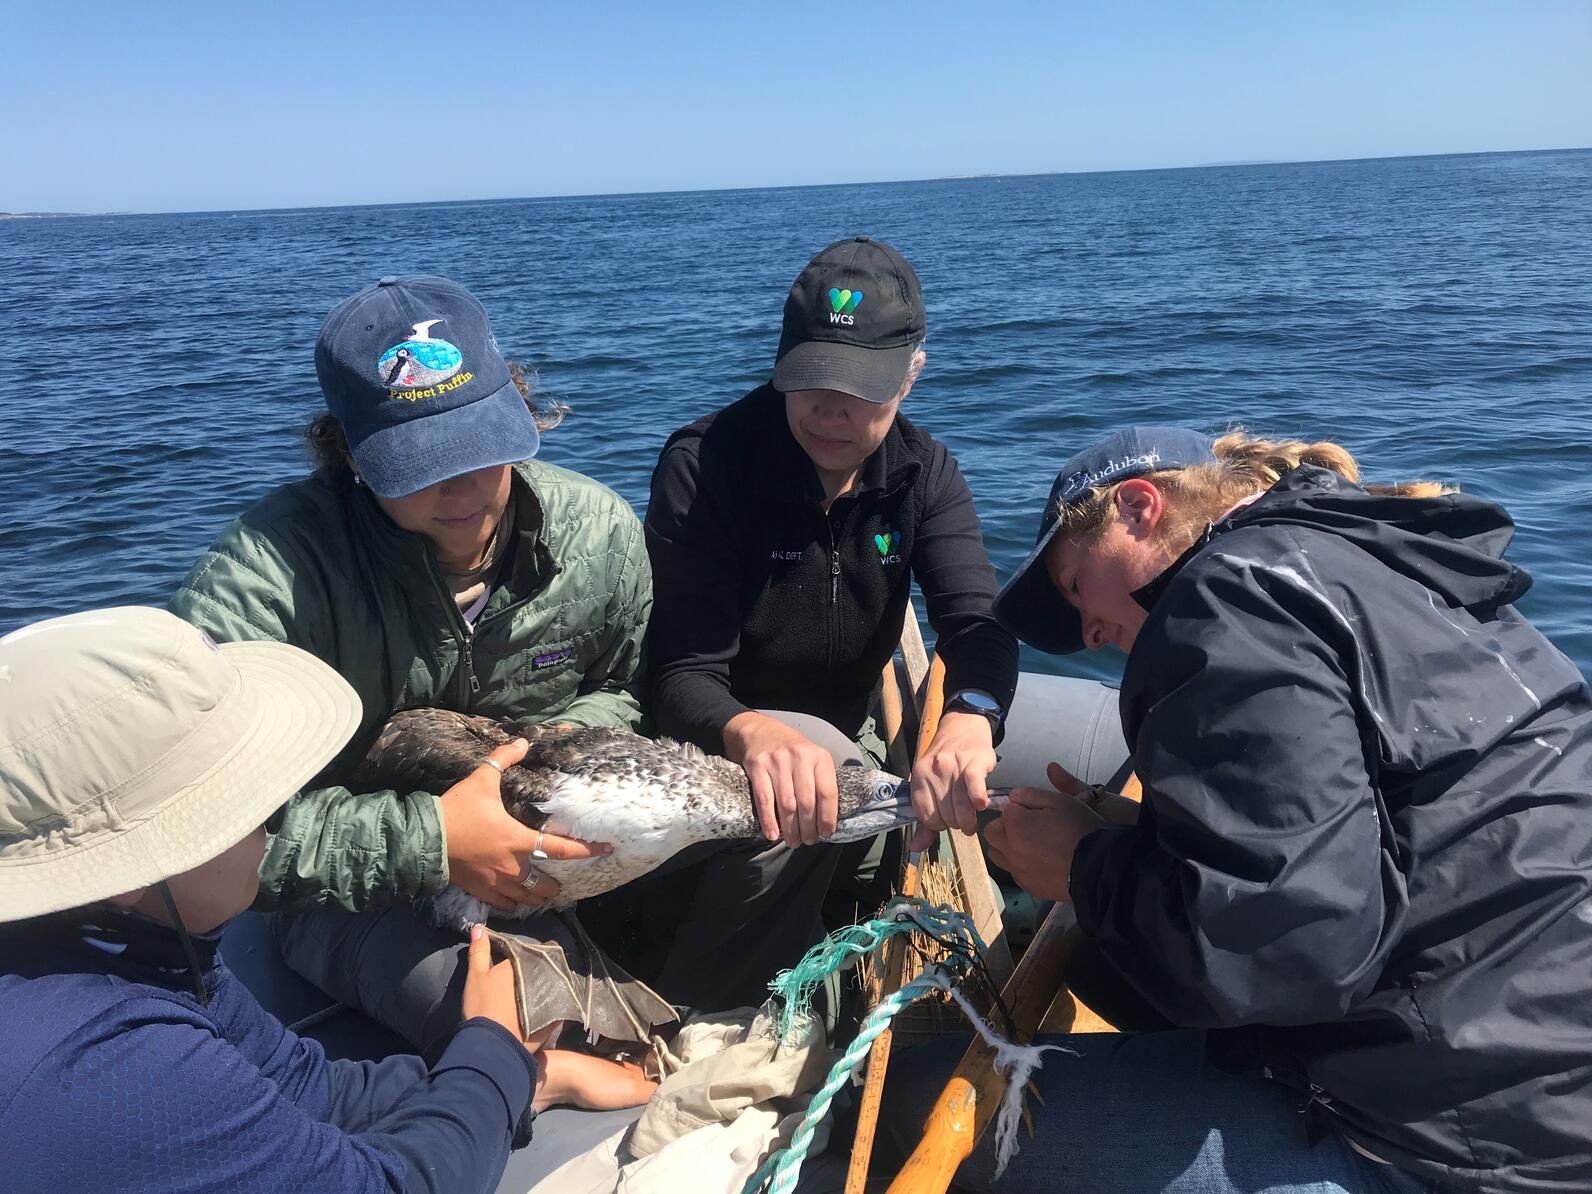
[{"x1": 348, "y1": 709, "x2": 920, "y2": 930}]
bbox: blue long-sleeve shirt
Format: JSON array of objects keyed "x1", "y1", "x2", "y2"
[{"x1": 0, "y1": 917, "x2": 536, "y2": 1193}]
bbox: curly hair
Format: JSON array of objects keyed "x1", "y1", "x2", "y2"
[
  {"x1": 1053, "y1": 429, "x2": 1453, "y2": 555},
  {"x1": 304, "y1": 360, "x2": 567, "y2": 475}
]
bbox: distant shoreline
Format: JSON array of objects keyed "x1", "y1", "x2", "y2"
[{"x1": 9, "y1": 144, "x2": 1587, "y2": 220}]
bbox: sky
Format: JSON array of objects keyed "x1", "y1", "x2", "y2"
[{"x1": 6, "y1": 0, "x2": 1590, "y2": 214}]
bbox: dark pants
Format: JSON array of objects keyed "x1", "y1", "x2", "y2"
[
  {"x1": 578, "y1": 835, "x2": 847, "y2": 1011},
  {"x1": 273, "y1": 902, "x2": 471, "y2": 1056},
  {"x1": 580, "y1": 709, "x2": 889, "y2": 1011},
  {"x1": 871, "y1": 1031, "x2": 1440, "y2": 1194}
]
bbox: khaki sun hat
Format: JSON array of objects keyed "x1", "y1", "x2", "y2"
[{"x1": 0, "y1": 606, "x2": 362, "y2": 921}]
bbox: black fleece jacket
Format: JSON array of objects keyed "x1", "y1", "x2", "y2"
[
  {"x1": 644, "y1": 385, "x2": 1018, "y2": 750},
  {"x1": 1073, "y1": 467, "x2": 1592, "y2": 1191}
]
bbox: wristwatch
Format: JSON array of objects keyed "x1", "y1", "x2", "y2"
[{"x1": 944, "y1": 689, "x2": 1004, "y2": 732}]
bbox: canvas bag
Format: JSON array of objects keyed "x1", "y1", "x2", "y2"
[{"x1": 536, "y1": 1004, "x2": 833, "y2": 1193}]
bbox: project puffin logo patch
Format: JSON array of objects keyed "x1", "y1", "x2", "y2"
[
  {"x1": 378, "y1": 319, "x2": 468, "y2": 399},
  {"x1": 827, "y1": 287, "x2": 863, "y2": 326}
]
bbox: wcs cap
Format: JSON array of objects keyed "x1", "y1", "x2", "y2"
[
  {"x1": 771, "y1": 237, "x2": 926, "y2": 404},
  {"x1": 994, "y1": 427, "x2": 1218, "y2": 654},
  {"x1": 314, "y1": 275, "x2": 540, "y2": 499}
]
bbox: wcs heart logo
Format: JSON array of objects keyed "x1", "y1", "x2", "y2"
[
  {"x1": 828, "y1": 287, "x2": 864, "y2": 314},
  {"x1": 828, "y1": 287, "x2": 863, "y2": 325},
  {"x1": 873, "y1": 530, "x2": 901, "y2": 562}
]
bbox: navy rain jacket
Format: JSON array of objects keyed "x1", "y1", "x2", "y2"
[
  {"x1": 1071, "y1": 467, "x2": 1592, "y2": 1192},
  {"x1": 0, "y1": 916, "x2": 537, "y2": 1193}
]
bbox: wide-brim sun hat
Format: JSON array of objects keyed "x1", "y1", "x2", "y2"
[
  {"x1": 0, "y1": 607, "x2": 362, "y2": 921},
  {"x1": 994, "y1": 427, "x2": 1219, "y2": 654},
  {"x1": 314, "y1": 274, "x2": 541, "y2": 499}
]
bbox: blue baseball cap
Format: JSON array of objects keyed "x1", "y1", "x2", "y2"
[
  {"x1": 314, "y1": 275, "x2": 540, "y2": 499},
  {"x1": 993, "y1": 426, "x2": 1218, "y2": 654}
]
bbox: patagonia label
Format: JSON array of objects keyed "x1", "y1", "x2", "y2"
[{"x1": 532, "y1": 647, "x2": 573, "y2": 670}]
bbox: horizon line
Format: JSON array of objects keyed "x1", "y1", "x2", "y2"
[{"x1": 6, "y1": 143, "x2": 1588, "y2": 221}]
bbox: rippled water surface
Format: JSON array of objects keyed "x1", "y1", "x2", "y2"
[{"x1": 5, "y1": 149, "x2": 1590, "y2": 681}]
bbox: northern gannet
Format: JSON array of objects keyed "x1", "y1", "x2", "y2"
[{"x1": 349, "y1": 709, "x2": 919, "y2": 930}]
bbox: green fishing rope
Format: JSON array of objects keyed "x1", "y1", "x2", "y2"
[{"x1": 745, "y1": 897, "x2": 989, "y2": 1193}]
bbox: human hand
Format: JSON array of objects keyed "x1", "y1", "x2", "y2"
[
  {"x1": 462, "y1": 923, "x2": 531, "y2": 1043},
  {"x1": 907, "y1": 710, "x2": 999, "y2": 852},
  {"x1": 724, "y1": 712, "x2": 839, "y2": 846},
  {"x1": 440, "y1": 738, "x2": 612, "y2": 912},
  {"x1": 533, "y1": 1050, "x2": 658, "y2": 1113},
  {"x1": 1050, "y1": 760, "x2": 1142, "y2": 826},
  {"x1": 984, "y1": 783, "x2": 1110, "y2": 903}
]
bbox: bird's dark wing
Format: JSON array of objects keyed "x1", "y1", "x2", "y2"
[
  {"x1": 495, "y1": 725, "x2": 668, "y2": 825},
  {"x1": 348, "y1": 712, "x2": 659, "y2": 828},
  {"x1": 509, "y1": 724, "x2": 655, "y2": 773},
  {"x1": 347, "y1": 708, "x2": 514, "y2": 796}
]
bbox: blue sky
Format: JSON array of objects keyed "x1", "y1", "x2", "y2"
[{"x1": 7, "y1": 0, "x2": 1590, "y2": 213}]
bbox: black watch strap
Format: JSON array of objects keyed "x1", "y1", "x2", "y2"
[{"x1": 945, "y1": 689, "x2": 1003, "y2": 730}]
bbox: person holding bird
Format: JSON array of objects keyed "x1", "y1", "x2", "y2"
[
  {"x1": 633, "y1": 237, "x2": 1020, "y2": 1012},
  {"x1": 168, "y1": 275, "x2": 666, "y2": 1093}
]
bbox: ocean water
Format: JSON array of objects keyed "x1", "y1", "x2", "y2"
[{"x1": 4, "y1": 149, "x2": 1590, "y2": 683}]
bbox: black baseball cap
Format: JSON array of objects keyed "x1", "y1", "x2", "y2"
[
  {"x1": 994, "y1": 427, "x2": 1219, "y2": 654},
  {"x1": 314, "y1": 275, "x2": 540, "y2": 499},
  {"x1": 771, "y1": 237, "x2": 926, "y2": 404}
]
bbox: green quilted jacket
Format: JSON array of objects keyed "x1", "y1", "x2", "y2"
[{"x1": 168, "y1": 460, "x2": 650, "y2": 912}]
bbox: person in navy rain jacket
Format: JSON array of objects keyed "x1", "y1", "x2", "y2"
[{"x1": 0, "y1": 607, "x2": 613, "y2": 1193}]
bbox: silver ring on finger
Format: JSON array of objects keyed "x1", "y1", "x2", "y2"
[
  {"x1": 483, "y1": 758, "x2": 504, "y2": 774},
  {"x1": 520, "y1": 862, "x2": 543, "y2": 890},
  {"x1": 531, "y1": 829, "x2": 549, "y2": 861}
]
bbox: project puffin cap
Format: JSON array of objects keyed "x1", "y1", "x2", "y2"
[
  {"x1": 771, "y1": 237, "x2": 926, "y2": 404},
  {"x1": 315, "y1": 275, "x2": 540, "y2": 499},
  {"x1": 0, "y1": 607, "x2": 362, "y2": 922},
  {"x1": 994, "y1": 427, "x2": 1219, "y2": 654}
]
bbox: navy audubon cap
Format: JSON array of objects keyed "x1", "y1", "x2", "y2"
[
  {"x1": 314, "y1": 275, "x2": 540, "y2": 499},
  {"x1": 993, "y1": 426, "x2": 1218, "y2": 654},
  {"x1": 771, "y1": 237, "x2": 926, "y2": 404}
]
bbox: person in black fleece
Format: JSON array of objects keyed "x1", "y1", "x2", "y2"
[
  {"x1": 612, "y1": 238, "x2": 1017, "y2": 1011},
  {"x1": 961, "y1": 426, "x2": 1592, "y2": 1192}
]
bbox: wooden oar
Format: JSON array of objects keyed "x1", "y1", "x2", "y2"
[
  {"x1": 844, "y1": 654, "x2": 946, "y2": 1194},
  {"x1": 885, "y1": 773, "x2": 1143, "y2": 1194}
]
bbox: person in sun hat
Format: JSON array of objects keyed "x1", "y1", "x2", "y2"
[
  {"x1": 166, "y1": 275, "x2": 669, "y2": 1083},
  {"x1": 0, "y1": 605, "x2": 623, "y2": 1193},
  {"x1": 612, "y1": 237, "x2": 1019, "y2": 1012},
  {"x1": 882, "y1": 426, "x2": 1592, "y2": 1192}
]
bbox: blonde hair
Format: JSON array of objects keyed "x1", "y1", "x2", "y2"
[{"x1": 1054, "y1": 429, "x2": 1452, "y2": 556}]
